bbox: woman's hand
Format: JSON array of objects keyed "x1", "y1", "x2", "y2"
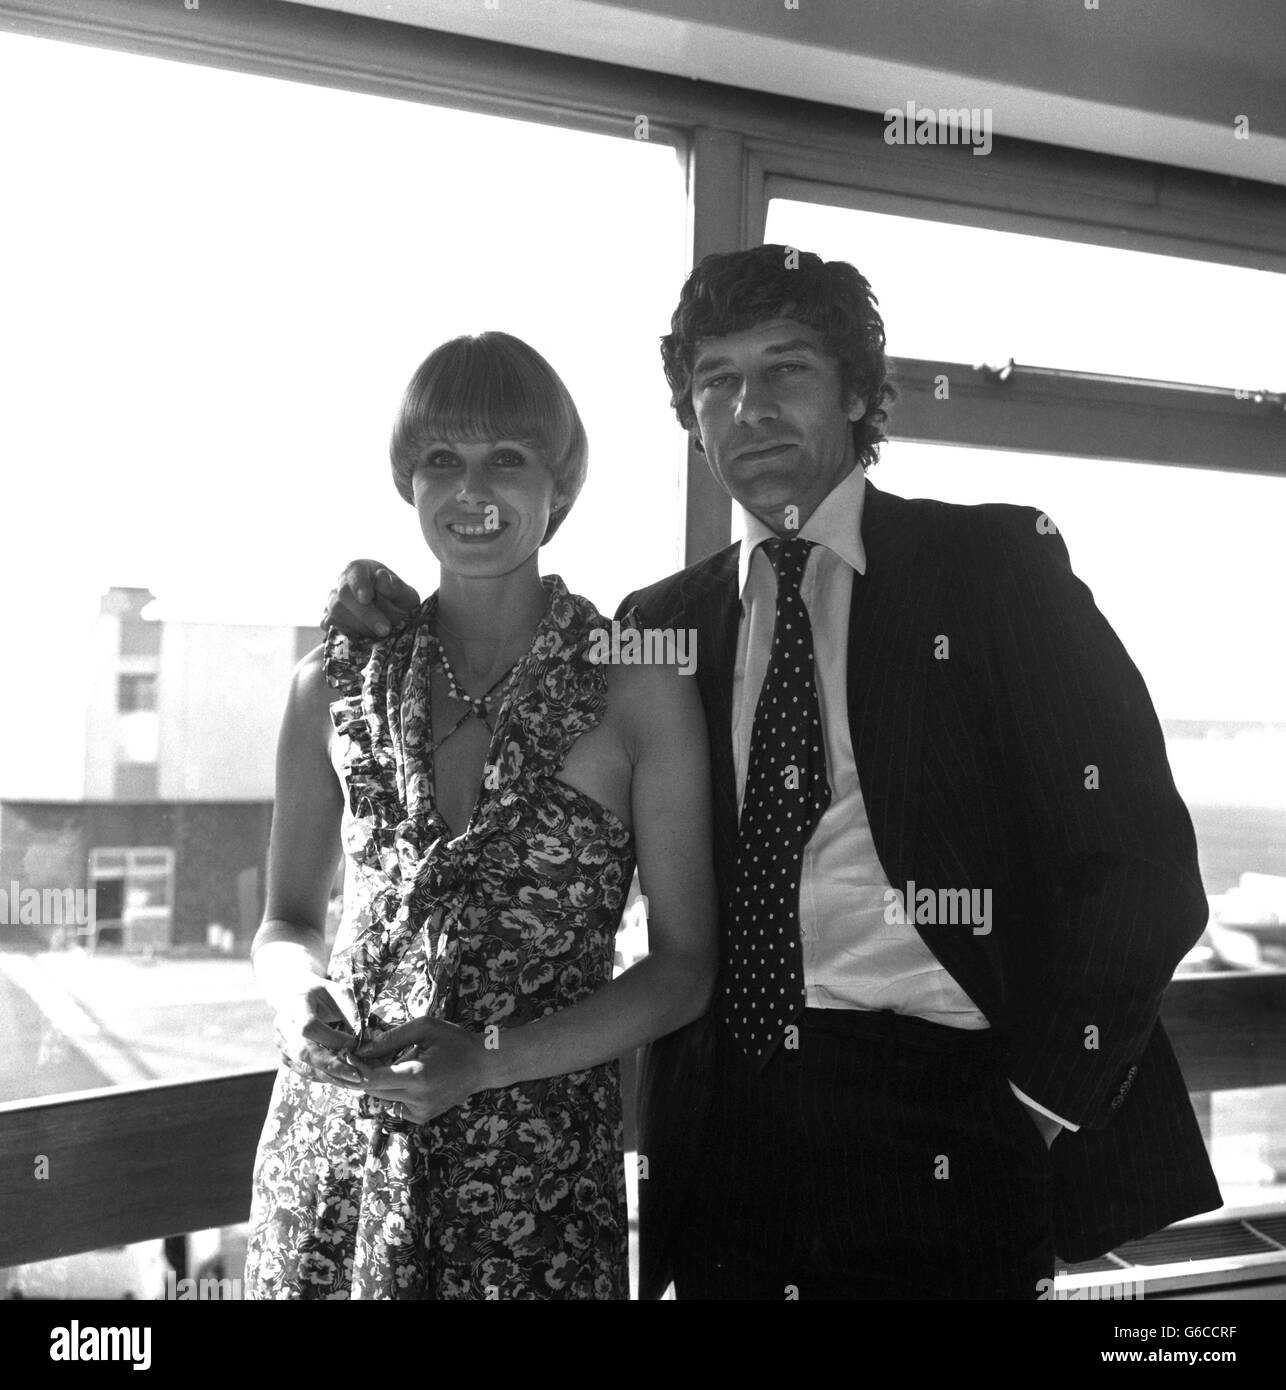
[
  {"x1": 271, "y1": 977, "x2": 366, "y2": 1089},
  {"x1": 351, "y1": 1018, "x2": 495, "y2": 1125}
]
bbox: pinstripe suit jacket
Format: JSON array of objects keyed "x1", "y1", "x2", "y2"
[{"x1": 618, "y1": 479, "x2": 1221, "y2": 1297}]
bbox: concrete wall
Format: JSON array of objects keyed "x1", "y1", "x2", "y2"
[{"x1": 155, "y1": 623, "x2": 297, "y2": 801}]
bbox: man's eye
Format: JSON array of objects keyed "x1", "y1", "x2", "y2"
[
  {"x1": 700, "y1": 375, "x2": 735, "y2": 392},
  {"x1": 773, "y1": 361, "x2": 806, "y2": 375}
]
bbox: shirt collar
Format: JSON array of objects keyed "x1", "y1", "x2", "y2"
[{"x1": 736, "y1": 464, "x2": 869, "y2": 596}]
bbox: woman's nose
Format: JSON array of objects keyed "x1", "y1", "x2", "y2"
[{"x1": 456, "y1": 461, "x2": 491, "y2": 503}]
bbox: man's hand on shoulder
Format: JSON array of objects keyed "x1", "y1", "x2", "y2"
[{"x1": 322, "y1": 560, "x2": 420, "y2": 639}]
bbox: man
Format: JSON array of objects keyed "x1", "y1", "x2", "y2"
[{"x1": 325, "y1": 245, "x2": 1220, "y2": 1299}]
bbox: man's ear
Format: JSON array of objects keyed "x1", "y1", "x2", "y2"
[{"x1": 846, "y1": 395, "x2": 868, "y2": 422}]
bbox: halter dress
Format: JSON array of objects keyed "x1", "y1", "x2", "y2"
[{"x1": 244, "y1": 576, "x2": 635, "y2": 1299}]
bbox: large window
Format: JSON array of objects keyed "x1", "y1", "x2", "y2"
[
  {"x1": 765, "y1": 195, "x2": 1286, "y2": 1219},
  {"x1": 4, "y1": 0, "x2": 1285, "y2": 1297},
  {"x1": 767, "y1": 199, "x2": 1286, "y2": 389},
  {"x1": 0, "y1": 29, "x2": 687, "y2": 1105}
]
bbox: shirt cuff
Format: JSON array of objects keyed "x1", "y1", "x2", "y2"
[{"x1": 1009, "y1": 1081, "x2": 1081, "y2": 1133}]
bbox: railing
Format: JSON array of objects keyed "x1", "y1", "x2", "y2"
[
  {"x1": 0, "y1": 1069, "x2": 275, "y2": 1267},
  {"x1": 0, "y1": 976, "x2": 1280, "y2": 1271}
]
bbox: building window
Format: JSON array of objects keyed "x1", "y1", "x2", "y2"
[
  {"x1": 88, "y1": 845, "x2": 174, "y2": 951},
  {"x1": 765, "y1": 199, "x2": 1286, "y2": 389},
  {"x1": 117, "y1": 673, "x2": 157, "y2": 713}
]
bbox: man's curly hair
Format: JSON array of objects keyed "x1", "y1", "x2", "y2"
[{"x1": 660, "y1": 244, "x2": 895, "y2": 469}]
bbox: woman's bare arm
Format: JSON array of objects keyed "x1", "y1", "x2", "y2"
[
  {"x1": 355, "y1": 659, "x2": 718, "y2": 1118},
  {"x1": 252, "y1": 647, "x2": 359, "y2": 1071}
]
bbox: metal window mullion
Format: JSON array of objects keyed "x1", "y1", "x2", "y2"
[
  {"x1": 680, "y1": 127, "x2": 750, "y2": 565},
  {"x1": 758, "y1": 158, "x2": 1286, "y2": 275}
]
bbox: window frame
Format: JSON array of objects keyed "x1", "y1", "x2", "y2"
[{"x1": 2, "y1": 0, "x2": 1284, "y2": 1268}]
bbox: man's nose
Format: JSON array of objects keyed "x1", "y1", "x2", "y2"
[{"x1": 734, "y1": 375, "x2": 778, "y2": 427}]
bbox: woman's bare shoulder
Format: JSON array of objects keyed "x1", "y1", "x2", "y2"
[
  {"x1": 284, "y1": 642, "x2": 336, "y2": 738},
  {"x1": 603, "y1": 659, "x2": 706, "y2": 752}
]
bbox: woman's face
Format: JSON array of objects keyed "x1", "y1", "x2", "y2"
[{"x1": 411, "y1": 438, "x2": 564, "y2": 578}]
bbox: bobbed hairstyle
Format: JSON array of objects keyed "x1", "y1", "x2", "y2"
[
  {"x1": 660, "y1": 244, "x2": 895, "y2": 469},
  {"x1": 390, "y1": 331, "x2": 588, "y2": 544}
]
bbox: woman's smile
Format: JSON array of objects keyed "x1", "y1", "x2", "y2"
[{"x1": 444, "y1": 516, "x2": 510, "y2": 541}]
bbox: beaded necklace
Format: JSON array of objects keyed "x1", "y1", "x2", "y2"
[{"x1": 428, "y1": 634, "x2": 524, "y2": 754}]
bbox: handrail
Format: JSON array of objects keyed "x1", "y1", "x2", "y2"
[
  {"x1": 0, "y1": 1069, "x2": 275, "y2": 1268},
  {"x1": 0, "y1": 978, "x2": 1280, "y2": 1269}
]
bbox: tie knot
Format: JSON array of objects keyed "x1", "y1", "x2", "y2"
[{"x1": 761, "y1": 537, "x2": 813, "y2": 593}]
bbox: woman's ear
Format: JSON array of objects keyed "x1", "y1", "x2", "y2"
[{"x1": 691, "y1": 433, "x2": 707, "y2": 456}]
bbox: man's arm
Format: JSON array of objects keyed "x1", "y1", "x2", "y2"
[{"x1": 984, "y1": 510, "x2": 1207, "y2": 1130}]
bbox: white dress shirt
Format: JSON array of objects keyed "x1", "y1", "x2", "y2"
[{"x1": 732, "y1": 465, "x2": 1076, "y2": 1129}]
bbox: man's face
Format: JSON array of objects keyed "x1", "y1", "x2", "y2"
[{"x1": 688, "y1": 318, "x2": 866, "y2": 533}]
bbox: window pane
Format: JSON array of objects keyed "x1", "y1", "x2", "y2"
[
  {"x1": 871, "y1": 440, "x2": 1286, "y2": 1211},
  {"x1": 1210, "y1": 1084, "x2": 1286, "y2": 1215},
  {"x1": 766, "y1": 199, "x2": 1286, "y2": 391},
  {"x1": 117, "y1": 675, "x2": 158, "y2": 713},
  {"x1": 873, "y1": 442, "x2": 1286, "y2": 877},
  {"x1": 0, "y1": 31, "x2": 687, "y2": 1103}
]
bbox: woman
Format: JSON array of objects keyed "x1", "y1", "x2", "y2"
[{"x1": 244, "y1": 332, "x2": 716, "y2": 1299}]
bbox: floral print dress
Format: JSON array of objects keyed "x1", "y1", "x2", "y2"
[{"x1": 244, "y1": 576, "x2": 635, "y2": 1299}]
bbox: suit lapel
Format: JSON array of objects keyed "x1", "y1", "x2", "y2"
[
  {"x1": 681, "y1": 549, "x2": 741, "y2": 883},
  {"x1": 846, "y1": 481, "x2": 936, "y2": 889}
]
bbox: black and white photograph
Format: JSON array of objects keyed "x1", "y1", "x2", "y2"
[{"x1": 0, "y1": 0, "x2": 1283, "y2": 1360}]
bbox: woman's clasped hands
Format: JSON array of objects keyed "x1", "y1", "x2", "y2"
[
  {"x1": 272, "y1": 976, "x2": 364, "y2": 1087},
  {"x1": 345, "y1": 1018, "x2": 496, "y2": 1126}
]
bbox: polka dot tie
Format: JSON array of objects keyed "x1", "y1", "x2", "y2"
[{"x1": 719, "y1": 538, "x2": 832, "y2": 1068}]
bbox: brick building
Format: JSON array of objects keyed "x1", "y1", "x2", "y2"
[{"x1": 0, "y1": 588, "x2": 317, "y2": 951}]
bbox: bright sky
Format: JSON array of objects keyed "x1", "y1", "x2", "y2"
[
  {"x1": 0, "y1": 31, "x2": 686, "y2": 794},
  {"x1": 1, "y1": 30, "x2": 1283, "y2": 804}
]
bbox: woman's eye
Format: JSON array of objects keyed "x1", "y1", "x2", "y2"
[
  {"x1": 491, "y1": 449, "x2": 527, "y2": 467},
  {"x1": 423, "y1": 450, "x2": 458, "y2": 469}
]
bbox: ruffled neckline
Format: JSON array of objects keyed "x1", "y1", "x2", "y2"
[{"x1": 323, "y1": 574, "x2": 612, "y2": 837}]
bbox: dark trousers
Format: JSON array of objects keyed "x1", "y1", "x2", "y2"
[{"x1": 670, "y1": 1009, "x2": 1055, "y2": 1300}]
